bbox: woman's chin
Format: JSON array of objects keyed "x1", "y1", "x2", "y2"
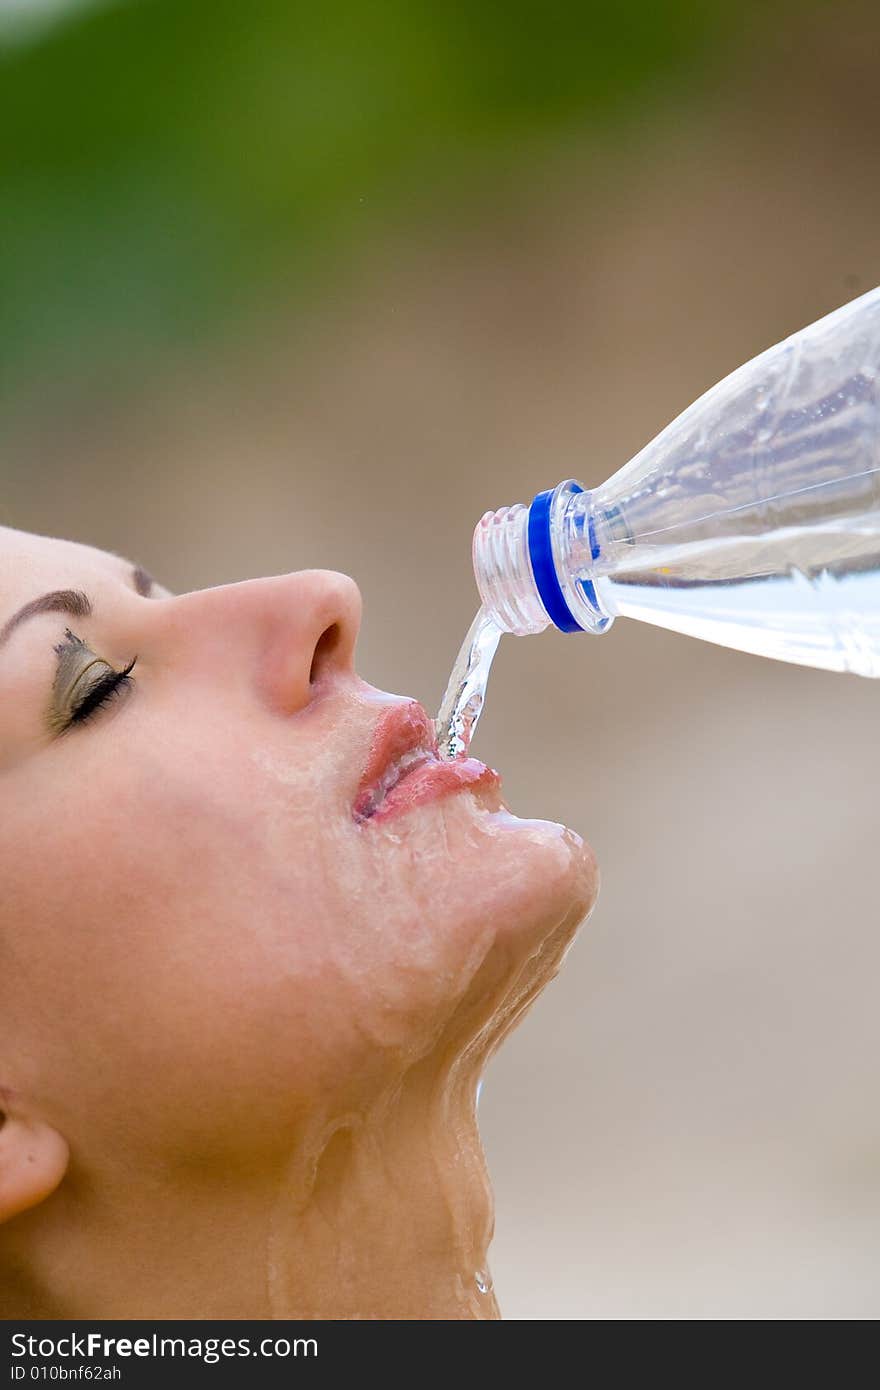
[
  {"x1": 412, "y1": 792, "x2": 599, "y2": 1065},
  {"x1": 487, "y1": 807, "x2": 597, "y2": 934},
  {"x1": 436, "y1": 786, "x2": 599, "y2": 949}
]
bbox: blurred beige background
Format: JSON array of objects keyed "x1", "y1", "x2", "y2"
[{"x1": 4, "y1": 2, "x2": 880, "y2": 1319}]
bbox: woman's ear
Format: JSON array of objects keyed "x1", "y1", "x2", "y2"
[{"x1": 0, "y1": 1103, "x2": 69, "y2": 1223}]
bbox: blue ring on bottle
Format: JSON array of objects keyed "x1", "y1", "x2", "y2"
[{"x1": 527, "y1": 485, "x2": 585, "y2": 632}]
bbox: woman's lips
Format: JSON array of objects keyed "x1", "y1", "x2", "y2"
[
  {"x1": 364, "y1": 756, "x2": 499, "y2": 823},
  {"x1": 354, "y1": 700, "x2": 500, "y2": 824}
]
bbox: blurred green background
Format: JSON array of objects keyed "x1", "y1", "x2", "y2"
[
  {"x1": 2, "y1": 0, "x2": 744, "y2": 401},
  {"x1": 4, "y1": 0, "x2": 880, "y2": 1320}
]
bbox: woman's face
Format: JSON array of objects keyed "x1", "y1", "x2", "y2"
[{"x1": 0, "y1": 525, "x2": 597, "y2": 1177}]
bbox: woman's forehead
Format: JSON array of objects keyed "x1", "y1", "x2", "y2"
[{"x1": 0, "y1": 526, "x2": 136, "y2": 609}]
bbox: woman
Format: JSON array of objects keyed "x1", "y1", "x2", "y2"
[{"x1": 0, "y1": 523, "x2": 597, "y2": 1320}]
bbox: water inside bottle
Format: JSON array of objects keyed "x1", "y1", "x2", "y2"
[
  {"x1": 435, "y1": 607, "x2": 502, "y2": 759},
  {"x1": 592, "y1": 522, "x2": 880, "y2": 676}
]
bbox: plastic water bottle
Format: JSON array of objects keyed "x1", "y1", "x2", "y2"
[{"x1": 472, "y1": 288, "x2": 880, "y2": 676}]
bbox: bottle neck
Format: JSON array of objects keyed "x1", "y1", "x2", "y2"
[
  {"x1": 472, "y1": 501, "x2": 549, "y2": 634},
  {"x1": 472, "y1": 480, "x2": 614, "y2": 636}
]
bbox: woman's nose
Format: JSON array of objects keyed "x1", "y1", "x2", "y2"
[
  {"x1": 260, "y1": 569, "x2": 362, "y2": 714},
  {"x1": 160, "y1": 569, "x2": 363, "y2": 716}
]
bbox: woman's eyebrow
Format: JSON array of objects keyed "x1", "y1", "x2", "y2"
[
  {"x1": 0, "y1": 565, "x2": 154, "y2": 650},
  {"x1": 131, "y1": 566, "x2": 155, "y2": 597}
]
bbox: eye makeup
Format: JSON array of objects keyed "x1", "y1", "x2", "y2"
[{"x1": 47, "y1": 627, "x2": 136, "y2": 735}]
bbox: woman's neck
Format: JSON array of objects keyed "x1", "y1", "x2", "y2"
[
  {"x1": 269, "y1": 1053, "x2": 498, "y2": 1319},
  {"x1": 1, "y1": 1056, "x2": 497, "y2": 1320}
]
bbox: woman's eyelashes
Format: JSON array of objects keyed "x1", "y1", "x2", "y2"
[
  {"x1": 66, "y1": 658, "x2": 137, "y2": 729},
  {"x1": 49, "y1": 628, "x2": 137, "y2": 734}
]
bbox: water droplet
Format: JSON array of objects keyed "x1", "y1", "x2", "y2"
[{"x1": 475, "y1": 1268, "x2": 493, "y2": 1295}]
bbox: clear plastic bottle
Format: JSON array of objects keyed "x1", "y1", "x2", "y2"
[{"x1": 473, "y1": 287, "x2": 880, "y2": 675}]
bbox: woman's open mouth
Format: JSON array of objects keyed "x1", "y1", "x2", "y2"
[{"x1": 354, "y1": 701, "x2": 499, "y2": 824}]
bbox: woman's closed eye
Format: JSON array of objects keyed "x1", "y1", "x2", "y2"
[
  {"x1": 66, "y1": 658, "x2": 137, "y2": 730},
  {"x1": 48, "y1": 627, "x2": 137, "y2": 735}
]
